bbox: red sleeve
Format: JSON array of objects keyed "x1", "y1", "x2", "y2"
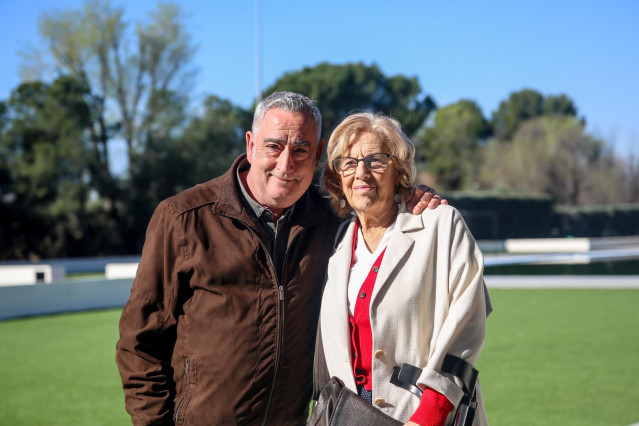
[{"x1": 408, "y1": 387, "x2": 454, "y2": 426}]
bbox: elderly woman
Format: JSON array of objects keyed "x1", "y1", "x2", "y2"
[{"x1": 317, "y1": 113, "x2": 491, "y2": 426}]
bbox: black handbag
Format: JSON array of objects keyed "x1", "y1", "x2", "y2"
[
  {"x1": 308, "y1": 318, "x2": 402, "y2": 426},
  {"x1": 307, "y1": 376, "x2": 402, "y2": 426}
]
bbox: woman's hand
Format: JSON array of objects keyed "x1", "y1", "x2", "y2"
[
  {"x1": 404, "y1": 422, "x2": 420, "y2": 426},
  {"x1": 407, "y1": 185, "x2": 448, "y2": 214}
]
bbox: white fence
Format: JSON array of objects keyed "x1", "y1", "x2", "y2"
[
  {"x1": 0, "y1": 255, "x2": 141, "y2": 274},
  {"x1": 1, "y1": 236, "x2": 638, "y2": 320},
  {"x1": 0, "y1": 278, "x2": 132, "y2": 320},
  {"x1": 105, "y1": 263, "x2": 139, "y2": 279},
  {"x1": 0, "y1": 265, "x2": 66, "y2": 286},
  {"x1": 2, "y1": 274, "x2": 638, "y2": 321}
]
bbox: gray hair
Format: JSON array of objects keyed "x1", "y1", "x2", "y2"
[{"x1": 252, "y1": 91, "x2": 322, "y2": 141}]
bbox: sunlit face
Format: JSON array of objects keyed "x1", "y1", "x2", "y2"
[
  {"x1": 245, "y1": 109, "x2": 323, "y2": 212},
  {"x1": 340, "y1": 132, "x2": 398, "y2": 218}
]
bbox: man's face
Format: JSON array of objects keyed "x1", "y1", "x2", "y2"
[{"x1": 245, "y1": 108, "x2": 323, "y2": 212}]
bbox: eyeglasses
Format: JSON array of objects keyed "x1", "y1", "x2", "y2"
[{"x1": 332, "y1": 153, "x2": 392, "y2": 176}]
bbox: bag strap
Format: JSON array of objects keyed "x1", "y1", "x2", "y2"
[{"x1": 312, "y1": 219, "x2": 350, "y2": 400}]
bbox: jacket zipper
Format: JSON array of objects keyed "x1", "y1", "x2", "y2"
[
  {"x1": 174, "y1": 399, "x2": 183, "y2": 422},
  {"x1": 221, "y1": 215, "x2": 289, "y2": 425},
  {"x1": 260, "y1": 225, "x2": 308, "y2": 426},
  {"x1": 224, "y1": 213, "x2": 312, "y2": 425},
  {"x1": 174, "y1": 358, "x2": 190, "y2": 422},
  {"x1": 262, "y1": 282, "x2": 285, "y2": 426}
]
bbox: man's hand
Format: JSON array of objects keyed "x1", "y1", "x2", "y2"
[
  {"x1": 404, "y1": 422, "x2": 420, "y2": 426},
  {"x1": 407, "y1": 185, "x2": 448, "y2": 214}
]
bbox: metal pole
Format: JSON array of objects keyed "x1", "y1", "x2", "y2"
[{"x1": 255, "y1": 0, "x2": 262, "y2": 102}]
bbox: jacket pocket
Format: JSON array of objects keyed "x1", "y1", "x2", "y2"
[{"x1": 174, "y1": 355, "x2": 198, "y2": 425}]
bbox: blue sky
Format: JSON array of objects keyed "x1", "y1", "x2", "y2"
[{"x1": 1, "y1": 0, "x2": 638, "y2": 158}]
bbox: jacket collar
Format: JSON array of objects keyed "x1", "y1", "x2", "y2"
[
  {"x1": 210, "y1": 155, "x2": 252, "y2": 223},
  {"x1": 394, "y1": 201, "x2": 425, "y2": 233}
]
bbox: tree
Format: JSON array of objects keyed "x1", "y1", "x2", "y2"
[
  {"x1": 22, "y1": 0, "x2": 196, "y2": 177},
  {"x1": 417, "y1": 100, "x2": 491, "y2": 190},
  {"x1": 178, "y1": 95, "x2": 252, "y2": 184},
  {"x1": 13, "y1": 0, "x2": 198, "y2": 256},
  {"x1": 492, "y1": 89, "x2": 579, "y2": 141},
  {"x1": 0, "y1": 100, "x2": 13, "y2": 257},
  {"x1": 491, "y1": 89, "x2": 544, "y2": 140},
  {"x1": 479, "y1": 116, "x2": 613, "y2": 205},
  {"x1": 0, "y1": 77, "x2": 95, "y2": 259},
  {"x1": 263, "y1": 62, "x2": 436, "y2": 138},
  {"x1": 123, "y1": 95, "x2": 250, "y2": 251},
  {"x1": 622, "y1": 153, "x2": 639, "y2": 203},
  {"x1": 543, "y1": 94, "x2": 578, "y2": 117}
]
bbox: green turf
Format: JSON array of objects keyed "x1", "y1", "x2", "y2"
[
  {"x1": 1, "y1": 290, "x2": 638, "y2": 425},
  {"x1": 479, "y1": 289, "x2": 639, "y2": 426},
  {"x1": 0, "y1": 309, "x2": 128, "y2": 425}
]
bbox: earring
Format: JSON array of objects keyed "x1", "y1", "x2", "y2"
[
  {"x1": 339, "y1": 197, "x2": 346, "y2": 209},
  {"x1": 394, "y1": 193, "x2": 401, "y2": 203}
]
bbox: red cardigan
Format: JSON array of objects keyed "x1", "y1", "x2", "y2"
[{"x1": 348, "y1": 222, "x2": 453, "y2": 426}]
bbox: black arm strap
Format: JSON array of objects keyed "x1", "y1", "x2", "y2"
[
  {"x1": 441, "y1": 354, "x2": 478, "y2": 403},
  {"x1": 388, "y1": 355, "x2": 479, "y2": 403},
  {"x1": 390, "y1": 364, "x2": 423, "y2": 398}
]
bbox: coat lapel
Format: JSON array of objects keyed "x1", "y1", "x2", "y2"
[
  {"x1": 330, "y1": 220, "x2": 354, "y2": 352},
  {"x1": 371, "y1": 207, "x2": 424, "y2": 304},
  {"x1": 322, "y1": 218, "x2": 358, "y2": 390}
]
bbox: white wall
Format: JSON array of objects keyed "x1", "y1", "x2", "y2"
[
  {"x1": 0, "y1": 265, "x2": 66, "y2": 286},
  {"x1": 1, "y1": 275, "x2": 638, "y2": 321},
  {"x1": 0, "y1": 278, "x2": 132, "y2": 320},
  {"x1": 0, "y1": 255, "x2": 141, "y2": 274},
  {"x1": 105, "y1": 263, "x2": 139, "y2": 279}
]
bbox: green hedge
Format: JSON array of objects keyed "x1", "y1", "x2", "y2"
[
  {"x1": 442, "y1": 192, "x2": 554, "y2": 239},
  {"x1": 552, "y1": 204, "x2": 639, "y2": 237},
  {"x1": 442, "y1": 192, "x2": 639, "y2": 239}
]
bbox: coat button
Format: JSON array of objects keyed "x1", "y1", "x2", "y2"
[
  {"x1": 359, "y1": 292, "x2": 366, "y2": 299},
  {"x1": 374, "y1": 398, "x2": 385, "y2": 407},
  {"x1": 374, "y1": 349, "x2": 384, "y2": 359},
  {"x1": 373, "y1": 266, "x2": 379, "y2": 273}
]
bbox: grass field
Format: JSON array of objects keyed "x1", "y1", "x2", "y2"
[
  {"x1": 480, "y1": 289, "x2": 639, "y2": 425},
  {"x1": 1, "y1": 289, "x2": 638, "y2": 425}
]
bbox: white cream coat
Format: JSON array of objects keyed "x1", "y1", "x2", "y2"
[{"x1": 319, "y1": 204, "x2": 491, "y2": 425}]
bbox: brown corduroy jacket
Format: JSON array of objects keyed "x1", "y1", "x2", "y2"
[{"x1": 116, "y1": 155, "x2": 339, "y2": 425}]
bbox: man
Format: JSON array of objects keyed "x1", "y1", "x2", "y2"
[{"x1": 116, "y1": 91, "x2": 443, "y2": 425}]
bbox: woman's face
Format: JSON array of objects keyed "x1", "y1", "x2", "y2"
[{"x1": 340, "y1": 132, "x2": 398, "y2": 219}]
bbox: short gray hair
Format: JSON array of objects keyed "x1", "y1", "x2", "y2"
[{"x1": 252, "y1": 91, "x2": 322, "y2": 141}]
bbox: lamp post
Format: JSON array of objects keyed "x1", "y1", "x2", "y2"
[{"x1": 255, "y1": 0, "x2": 262, "y2": 102}]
